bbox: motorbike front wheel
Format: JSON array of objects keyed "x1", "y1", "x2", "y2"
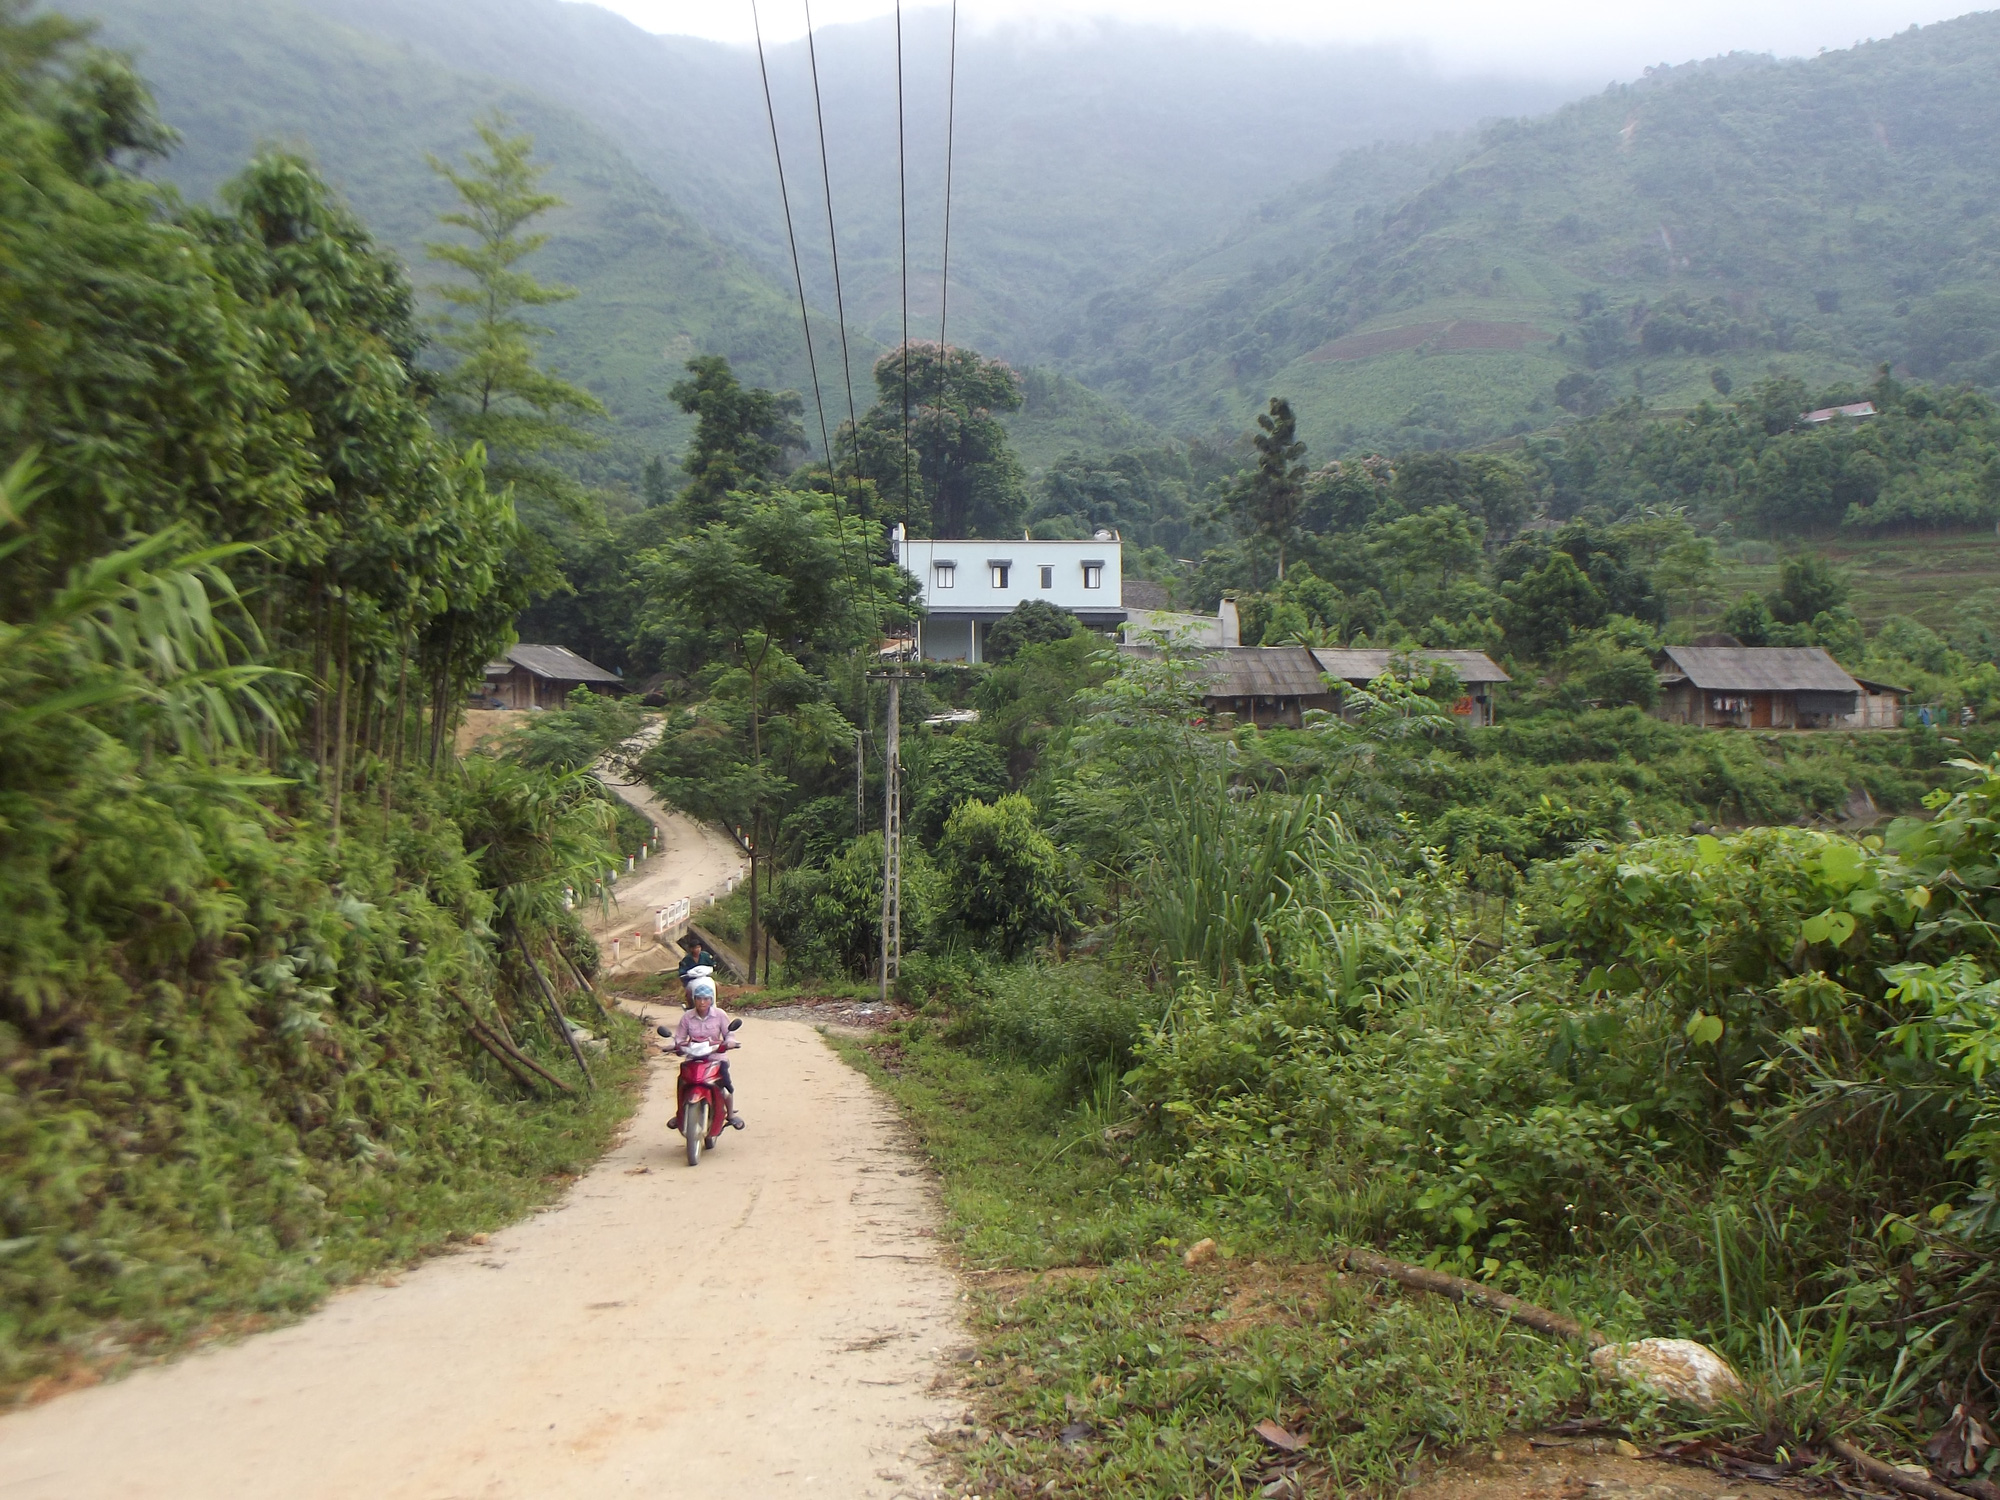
[{"x1": 684, "y1": 1097, "x2": 708, "y2": 1167}]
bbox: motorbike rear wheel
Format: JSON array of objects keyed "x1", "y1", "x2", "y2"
[{"x1": 684, "y1": 1097, "x2": 707, "y2": 1166}]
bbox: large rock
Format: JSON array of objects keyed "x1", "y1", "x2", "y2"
[{"x1": 1590, "y1": 1339, "x2": 1747, "y2": 1410}]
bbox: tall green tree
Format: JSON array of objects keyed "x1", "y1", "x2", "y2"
[
  {"x1": 848, "y1": 343, "x2": 1025, "y2": 536},
  {"x1": 427, "y1": 116, "x2": 606, "y2": 519},
  {"x1": 1227, "y1": 397, "x2": 1308, "y2": 579},
  {"x1": 636, "y1": 487, "x2": 913, "y2": 979},
  {"x1": 668, "y1": 354, "x2": 803, "y2": 522}
]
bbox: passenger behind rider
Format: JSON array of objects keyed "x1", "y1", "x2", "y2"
[
  {"x1": 677, "y1": 937, "x2": 714, "y2": 982},
  {"x1": 671, "y1": 974, "x2": 744, "y2": 1129}
]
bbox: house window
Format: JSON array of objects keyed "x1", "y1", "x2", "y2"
[
  {"x1": 990, "y1": 562, "x2": 1011, "y2": 589},
  {"x1": 1082, "y1": 561, "x2": 1104, "y2": 590},
  {"x1": 934, "y1": 562, "x2": 956, "y2": 589},
  {"x1": 1039, "y1": 565, "x2": 1054, "y2": 589}
]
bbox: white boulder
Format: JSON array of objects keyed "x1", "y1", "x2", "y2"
[{"x1": 1590, "y1": 1338, "x2": 1747, "y2": 1411}]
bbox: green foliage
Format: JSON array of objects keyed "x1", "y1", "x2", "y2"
[
  {"x1": 0, "y1": 12, "x2": 642, "y2": 1389},
  {"x1": 504, "y1": 686, "x2": 646, "y2": 775},
  {"x1": 848, "y1": 342, "x2": 1027, "y2": 537},
  {"x1": 907, "y1": 733, "x2": 1010, "y2": 844},
  {"x1": 1223, "y1": 397, "x2": 1308, "y2": 577},
  {"x1": 935, "y1": 795, "x2": 1075, "y2": 958},
  {"x1": 1499, "y1": 551, "x2": 1603, "y2": 657},
  {"x1": 426, "y1": 113, "x2": 606, "y2": 539},
  {"x1": 667, "y1": 354, "x2": 803, "y2": 520},
  {"x1": 767, "y1": 832, "x2": 933, "y2": 981},
  {"x1": 983, "y1": 599, "x2": 1081, "y2": 666}
]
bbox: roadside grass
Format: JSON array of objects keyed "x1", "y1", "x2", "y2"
[
  {"x1": 833, "y1": 1025, "x2": 1650, "y2": 1499},
  {"x1": 3, "y1": 1018, "x2": 647, "y2": 1406}
]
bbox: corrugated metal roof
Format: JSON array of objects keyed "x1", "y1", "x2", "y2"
[
  {"x1": 1659, "y1": 646, "x2": 1861, "y2": 693},
  {"x1": 1311, "y1": 648, "x2": 1511, "y2": 685},
  {"x1": 486, "y1": 644, "x2": 622, "y2": 683},
  {"x1": 1197, "y1": 647, "x2": 1331, "y2": 698}
]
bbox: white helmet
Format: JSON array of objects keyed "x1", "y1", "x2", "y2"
[
  {"x1": 687, "y1": 975, "x2": 717, "y2": 1002},
  {"x1": 683, "y1": 964, "x2": 714, "y2": 981}
]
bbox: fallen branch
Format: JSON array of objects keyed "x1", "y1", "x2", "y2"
[
  {"x1": 1831, "y1": 1439, "x2": 1981, "y2": 1500},
  {"x1": 512, "y1": 926, "x2": 595, "y2": 1089},
  {"x1": 1336, "y1": 1248, "x2": 1990, "y2": 1500},
  {"x1": 451, "y1": 992, "x2": 574, "y2": 1094},
  {"x1": 1337, "y1": 1247, "x2": 1606, "y2": 1347},
  {"x1": 465, "y1": 1017, "x2": 553, "y2": 1092}
]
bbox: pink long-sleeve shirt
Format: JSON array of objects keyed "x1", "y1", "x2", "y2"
[{"x1": 673, "y1": 1006, "x2": 733, "y2": 1049}]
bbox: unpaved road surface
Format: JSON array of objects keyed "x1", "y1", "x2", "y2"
[
  {"x1": 0, "y1": 1019, "x2": 964, "y2": 1499},
  {"x1": 589, "y1": 773, "x2": 747, "y2": 974}
]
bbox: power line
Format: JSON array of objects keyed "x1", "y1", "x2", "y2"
[
  {"x1": 801, "y1": 0, "x2": 865, "y2": 494},
  {"x1": 797, "y1": 0, "x2": 896, "y2": 669},
  {"x1": 929, "y1": 0, "x2": 961, "y2": 534},
  {"x1": 749, "y1": 0, "x2": 835, "y2": 484},
  {"x1": 750, "y1": 0, "x2": 878, "y2": 641},
  {"x1": 895, "y1": 0, "x2": 912, "y2": 532}
]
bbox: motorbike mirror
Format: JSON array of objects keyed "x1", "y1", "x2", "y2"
[
  {"x1": 656, "y1": 1024, "x2": 673, "y2": 1038},
  {"x1": 727, "y1": 1018, "x2": 743, "y2": 1031}
]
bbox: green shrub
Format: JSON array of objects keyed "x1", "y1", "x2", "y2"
[
  {"x1": 768, "y1": 833, "x2": 936, "y2": 980},
  {"x1": 935, "y1": 795, "x2": 1075, "y2": 957}
]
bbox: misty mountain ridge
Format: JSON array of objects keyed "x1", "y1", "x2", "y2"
[
  {"x1": 64, "y1": 0, "x2": 1583, "y2": 478},
  {"x1": 54, "y1": 0, "x2": 2000, "y2": 478},
  {"x1": 1072, "y1": 12, "x2": 2000, "y2": 453}
]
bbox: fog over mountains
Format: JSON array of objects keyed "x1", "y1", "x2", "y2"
[{"x1": 65, "y1": 0, "x2": 2000, "y2": 468}]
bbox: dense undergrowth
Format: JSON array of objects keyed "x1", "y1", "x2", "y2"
[
  {"x1": 843, "y1": 650, "x2": 2000, "y2": 1498},
  {"x1": 0, "y1": 719, "x2": 645, "y2": 1395},
  {"x1": 0, "y1": 14, "x2": 646, "y2": 1398}
]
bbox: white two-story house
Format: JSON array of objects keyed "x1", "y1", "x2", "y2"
[{"x1": 892, "y1": 524, "x2": 1125, "y2": 663}]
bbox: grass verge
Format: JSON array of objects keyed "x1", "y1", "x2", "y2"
[
  {"x1": 831, "y1": 1024, "x2": 1650, "y2": 1499},
  {"x1": 4, "y1": 1016, "x2": 648, "y2": 1407}
]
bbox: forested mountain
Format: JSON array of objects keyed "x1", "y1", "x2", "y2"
[
  {"x1": 1070, "y1": 12, "x2": 2000, "y2": 454},
  {"x1": 280, "y1": 0, "x2": 1575, "y2": 359},
  {"x1": 65, "y1": 0, "x2": 810, "y2": 482},
  {"x1": 63, "y1": 0, "x2": 1575, "y2": 478}
]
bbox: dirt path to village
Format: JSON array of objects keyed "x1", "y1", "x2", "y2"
[
  {"x1": 586, "y1": 769, "x2": 748, "y2": 976},
  {"x1": 0, "y1": 1018, "x2": 967, "y2": 1499}
]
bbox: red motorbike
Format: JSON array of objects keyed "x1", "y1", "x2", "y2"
[{"x1": 660, "y1": 1017, "x2": 741, "y2": 1167}]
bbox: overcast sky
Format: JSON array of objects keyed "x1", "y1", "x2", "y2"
[{"x1": 583, "y1": 0, "x2": 1977, "y2": 79}]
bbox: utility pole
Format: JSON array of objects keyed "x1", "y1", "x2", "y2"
[
  {"x1": 855, "y1": 726, "x2": 865, "y2": 836},
  {"x1": 869, "y1": 668, "x2": 920, "y2": 1000}
]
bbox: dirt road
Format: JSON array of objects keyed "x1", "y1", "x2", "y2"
[
  {"x1": 588, "y1": 772, "x2": 748, "y2": 975},
  {"x1": 0, "y1": 1021, "x2": 965, "y2": 1498}
]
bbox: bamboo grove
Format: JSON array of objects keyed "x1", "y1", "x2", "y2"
[{"x1": 0, "y1": 3, "x2": 643, "y2": 1389}]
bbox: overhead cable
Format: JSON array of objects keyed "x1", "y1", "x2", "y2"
[
  {"x1": 750, "y1": 0, "x2": 876, "y2": 631},
  {"x1": 801, "y1": 0, "x2": 866, "y2": 499},
  {"x1": 895, "y1": 0, "x2": 912, "y2": 531},
  {"x1": 929, "y1": 0, "x2": 960, "y2": 532}
]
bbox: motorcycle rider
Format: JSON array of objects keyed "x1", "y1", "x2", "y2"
[
  {"x1": 677, "y1": 936, "x2": 715, "y2": 983},
  {"x1": 670, "y1": 974, "x2": 744, "y2": 1130}
]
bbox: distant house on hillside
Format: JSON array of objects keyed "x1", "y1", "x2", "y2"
[
  {"x1": 1314, "y1": 648, "x2": 1511, "y2": 728},
  {"x1": 893, "y1": 524, "x2": 1126, "y2": 662},
  {"x1": 1652, "y1": 645, "x2": 1904, "y2": 729},
  {"x1": 1802, "y1": 401, "x2": 1877, "y2": 424},
  {"x1": 481, "y1": 644, "x2": 623, "y2": 710},
  {"x1": 1125, "y1": 645, "x2": 1509, "y2": 729}
]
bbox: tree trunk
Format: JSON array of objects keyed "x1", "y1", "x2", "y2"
[
  {"x1": 747, "y1": 824, "x2": 761, "y2": 987},
  {"x1": 386, "y1": 622, "x2": 409, "y2": 835},
  {"x1": 329, "y1": 600, "x2": 351, "y2": 850},
  {"x1": 428, "y1": 617, "x2": 456, "y2": 769},
  {"x1": 310, "y1": 578, "x2": 330, "y2": 767}
]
